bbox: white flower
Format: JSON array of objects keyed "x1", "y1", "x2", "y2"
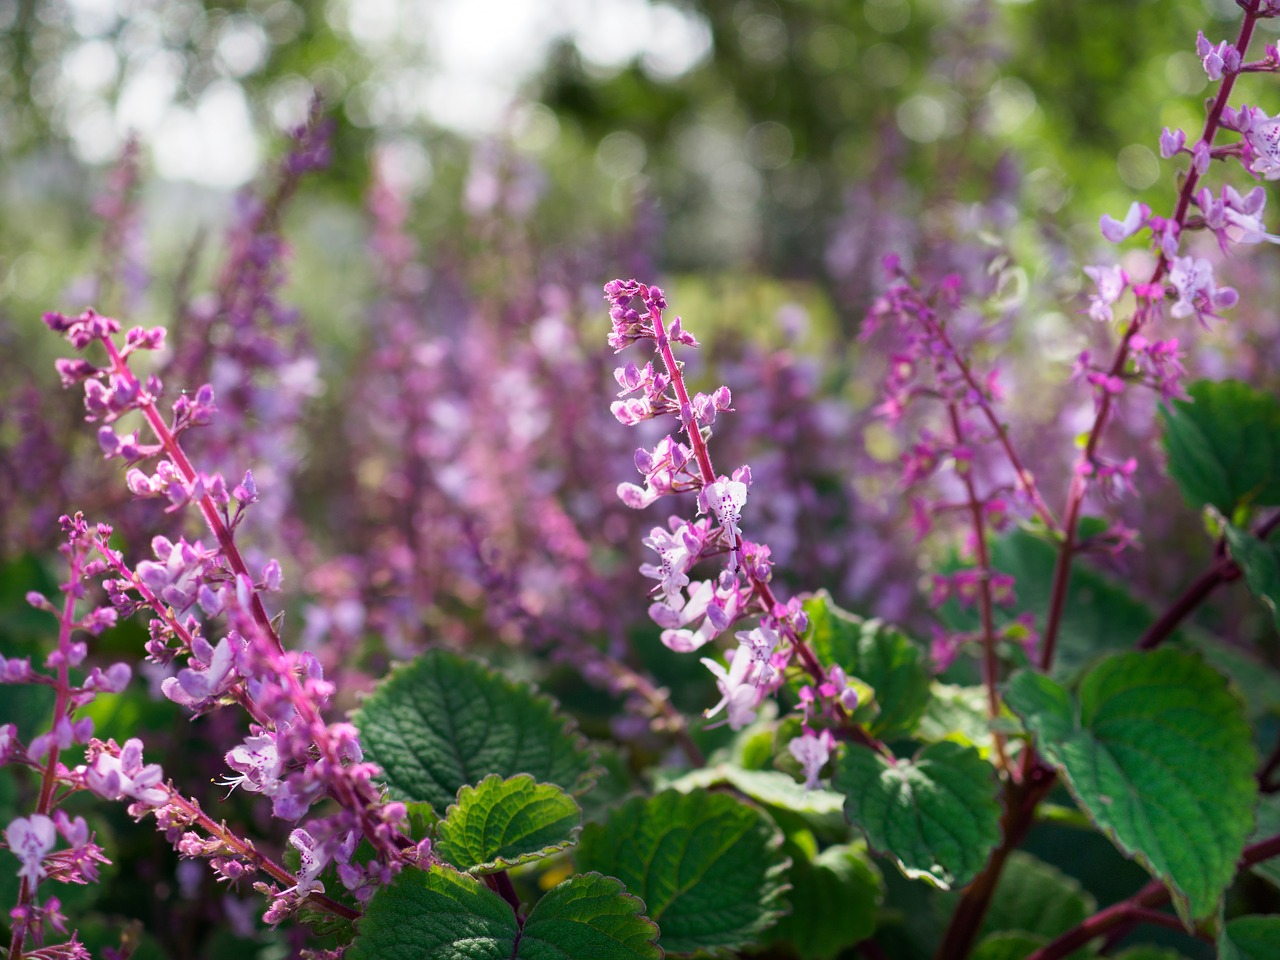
[
  {"x1": 703, "y1": 478, "x2": 748, "y2": 572},
  {"x1": 701, "y1": 650, "x2": 760, "y2": 730},
  {"x1": 5, "y1": 814, "x2": 56, "y2": 885}
]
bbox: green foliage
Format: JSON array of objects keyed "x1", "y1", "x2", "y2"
[
  {"x1": 1161, "y1": 380, "x2": 1280, "y2": 519},
  {"x1": 970, "y1": 932, "x2": 1059, "y2": 960},
  {"x1": 1005, "y1": 650, "x2": 1256, "y2": 923},
  {"x1": 801, "y1": 591, "x2": 932, "y2": 738},
  {"x1": 834, "y1": 740, "x2": 1002, "y2": 890},
  {"x1": 347, "y1": 866, "x2": 660, "y2": 960},
  {"x1": 663, "y1": 763, "x2": 847, "y2": 833},
  {"x1": 435, "y1": 774, "x2": 581, "y2": 875},
  {"x1": 575, "y1": 789, "x2": 790, "y2": 955},
  {"x1": 767, "y1": 840, "x2": 883, "y2": 960},
  {"x1": 917, "y1": 682, "x2": 1005, "y2": 758},
  {"x1": 1223, "y1": 522, "x2": 1280, "y2": 632},
  {"x1": 1249, "y1": 793, "x2": 1280, "y2": 891},
  {"x1": 352, "y1": 650, "x2": 597, "y2": 812},
  {"x1": 981, "y1": 851, "x2": 1096, "y2": 943},
  {"x1": 1218, "y1": 916, "x2": 1280, "y2": 960}
]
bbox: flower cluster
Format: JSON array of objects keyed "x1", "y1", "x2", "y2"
[
  {"x1": 605, "y1": 279, "x2": 848, "y2": 735},
  {"x1": 28, "y1": 306, "x2": 421, "y2": 933}
]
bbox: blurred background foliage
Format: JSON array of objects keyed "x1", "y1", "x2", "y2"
[{"x1": 1, "y1": 0, "x2": 1267, "y2": 316}]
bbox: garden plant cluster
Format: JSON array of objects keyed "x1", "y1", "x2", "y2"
[{"x1": 4, "y1": 0, "x2": 1280, "y2": 959}]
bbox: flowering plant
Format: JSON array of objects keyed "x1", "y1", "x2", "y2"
[{"x1": 5, "y1": 1, "x2": 1280, "y2": 959}]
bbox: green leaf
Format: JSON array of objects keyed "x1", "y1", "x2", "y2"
[
  {"x1": 917, "y1": 683, "x2": 1007, "y2": 758},
  {"x1": 576, "y1": 789, "x2": 789, "y2": 955},
  {"x1": 348, "y1": 866, "x2": 660, "y2": 960},
  {"x1": 435, "y1": 774, "x2": 581, "y2": 874},
  {"x1": 833, "y1": 740, "x2": 1001, "y2": 890},
  {"x1": 1224, "y1": 522, "x2": 1280, "y2": 632},
  {"x1": 982, "y1": 852, "x2": 1095, "y2": 943},
  {"x1": 1161, "y1": 379, "x2": 1280, "y2": 516},
  {"x1": 971, "y1": 932, "x2": 1050, "y2": 960},
  {"x1": 1005, "y1": 650, "x2": 1257, "y2": 923},
  {"x1": 1219, "y1": 916, "x2": 1280, "y2": 960},
  {"x1": 1185, "y1": 628, "x2": 1280, "y2": 721},
  {"x1": 1248, "y1": 792, "x2": 1280, "y2": 890},
  {"x1": 352, "y1": 650, "x2": 597, "y2": 811},
  {"x1": 768, "y1": 840, "x2": 882, "y2": 960},
  {"x1": 662, "y1": 763, "x2": 846, "y2": 832},
  {"x1": 518, "y1": 871, "x2": 663, "y2": 960},
  {"x1": 801, "y1": 590, "x2": 931, "y2": 738}
]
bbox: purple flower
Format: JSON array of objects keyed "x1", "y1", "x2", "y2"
[
  {"x1": 788, "y1": 728, "x2": 836, "y2": 790},
  {"x1": 1242, "y1": 107, "x2": 1280, "y2": 179},
  {"x1": 220, "y1": 732, "x2": 284, "y2": 798},
  {"x1": 1196, "y1": 31, "x2": 1240, "y2": 80},
  {"x1": 1099, "y1": 202, "x2": 1151, "y2": 243},
  {"x1": 83, "y1": 738, "x2": 168, "y2": 808},
  {"x1": 639, "y1": 523, "x2": 697, "y2": 600},
  {"x1": 5, "y1": 815, "x2": 57, "y2": 885},
  {"x1": 1168, "y1": 256, "x2": 1238, "y2": 323},
  {"x1": 1083, "y1": 264, "x2": 1129, "y2": 323},
  {"x1": 1159, "y1": 127, "x2": 1186, "y2": 158}
]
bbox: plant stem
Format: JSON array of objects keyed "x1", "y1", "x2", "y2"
[
  {"x1": 947, "y1": 402, "x2": 1010, "y2": 775},
  {"x1": 103, "y1": 338, "x2": 284, "y2": 657},
  {"x1": 933, "y1": 764, "x2": 1058, "y2": 960},
  {"x1": 1040, "y1": 2, "x2": 1262, "y2": 673},
  {"x1": 1137, "y1": 509, "x2": 1279, "y2": 650},
  {"x1": 1025, "y1": 832, "x2": 1280, "y2": 960}
]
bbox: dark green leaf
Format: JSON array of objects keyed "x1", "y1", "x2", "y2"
[
  {"x1": 1005, "y1": 650, "x2": 1256, "y2": 923},
  {"x1": 1161, "y1": 379, "x2": 1280, "y2": 516},
  {"x1": 834, "y1": 740, "x2": 1002, "y2": 890},
  {"x1": 768, "y1": 840, "x2": 882, "y2": 960},
  {"x1": 352, "y1": 650, "x2": 596, "y2": 811},
  {"x1": 982, "y1": 851, "x2": 1095, "y2": 943},
  {"x1": 801, "y1": 591, "x2": 931, "y2": 738},
  {"x1": 971, "y1": 932, "x2": 1049, "y2": 960},
  {"x1": 348, "y1": 867, "x2": 660, "y2": 960},
  {"x1": 435, "y1": 774, "x2": 581, "y2": 874},
  {"x1": 1248, "y1": 793, "x2": 1280, "y2": 891},
  {"x1": 1218, "y1": 916, "x2": 1280, "y2": 960},
  {"x1": 576, "y1": 789, "x2": 789, "y2": 955},
  {"x1": 1224, "y1": 522, "x2": 1280, "y2": 632}
]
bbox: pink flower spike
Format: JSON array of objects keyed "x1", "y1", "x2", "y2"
[
  {"x1": 5, "y1": 814, "x2": 57, "y2": 885},
  {"x1": 1099, "y1": 202, "x2": 1150, "y2": 243}
]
